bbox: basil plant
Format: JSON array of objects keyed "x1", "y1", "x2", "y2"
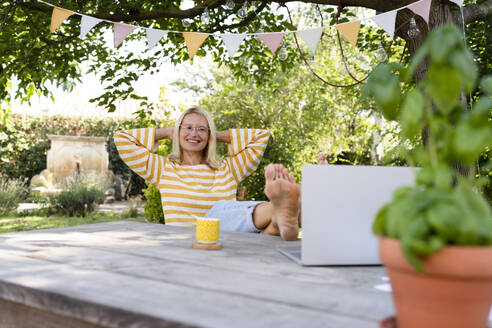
[{"x1": 363, "y1": 25, "x2": 492, "y2": 272}]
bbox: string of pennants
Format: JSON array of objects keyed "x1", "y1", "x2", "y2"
[{"x1": 42, "y1": 0, "x2": 463, "y2": 59}]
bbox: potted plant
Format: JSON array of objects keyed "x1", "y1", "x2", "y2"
[{"x1": 363, "y1": 24, "x2": 492, "y2": 328}]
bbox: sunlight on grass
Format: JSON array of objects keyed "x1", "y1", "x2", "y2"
[{"x1": 0, "y1": 213, "x2": 147, "y2": 234}]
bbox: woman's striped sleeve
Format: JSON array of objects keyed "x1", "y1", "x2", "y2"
[
  {"x1": 226, "y1": 129, "x2": 270, "y2": 183},
  {"x1": 113, "y1": 128, "x2": 165, "y2": 185}
]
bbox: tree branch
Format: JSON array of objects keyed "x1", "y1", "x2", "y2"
[
  {"x1": 17, "y1": 0, "x2": 492, "y2": 29},
  {"x1": 17, "y1": 0, "x2": 417, "y2": 22},
  {"x1": 463, "y1": 0, "x2": 492, "y2": 24},
  {"x1": 208, "y1": 1, "x2": 269, "y2": 33}
]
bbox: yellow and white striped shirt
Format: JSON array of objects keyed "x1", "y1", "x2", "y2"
[{"x1": 114, "y1": 128, "x2": 270, "y2": 226}]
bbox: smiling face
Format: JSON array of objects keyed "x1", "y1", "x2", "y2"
[{"x1": 179, "y1": 113, "x2": 210, "y2": 156}]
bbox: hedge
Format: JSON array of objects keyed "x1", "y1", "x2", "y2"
[{"x1": 0, "y1": 114, "x2": 170, "y2": 197}]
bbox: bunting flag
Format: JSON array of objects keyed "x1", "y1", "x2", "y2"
[
  {"x1": 43, "y1": 0, "x2": 431, "y2": 61},
  {"x1": 50, "y1": 7, "x2": 74, "y2": 33},
  {"x1": 220, "y1": 34, "x2": 247, "y2": 58},
  {"x1": 371, "y1": 10, "x2": 397, "y2": 39},
  {"x1": 80, "y1": 15, "x2": 103, "y2": 38},
  {"x1": 296, "y1": 27, "x2": 323, "y2": 54},
  {"x1": 335, "y1": 21, "x2": 361, "y2": 48},
  {"x1": 183, "y1": 32, "x2": 209, "y2": 59},
  {"x1": 146, "y1": 28, "x2": 168, "y2": 50},
  {"x1": 257, "y1": 33, "x2": 285, "y2": 54},
  {"x1": 449, "y1": 0, "x2": 463, "y2": 6},
  {"x1": 408, "y1": 0, "x2": 432, "y2": 23},
  {"x1": 114, "y1": 23, "x2": 137, "y2": 48}
]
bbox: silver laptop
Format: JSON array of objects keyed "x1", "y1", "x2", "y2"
[{"x1": 279, "y1": 165, "x2": 416, "y2": 266}]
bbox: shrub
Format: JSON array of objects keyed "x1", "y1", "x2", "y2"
[
  {"x1": 0, "y1": 176, "x2": 28, "y2": 215},
  {"x1": 0, "y1": 114, "x2": 172, "y2": 198},
  {"x1": 49, "y1": 172, "x2": 109, "y2": 217},
  {"x1": 142, "y1": 183, "x2": 164, "y2": 224},
  {"x1": 123, "y1": 196, "x2": 141, "y2": 218}
]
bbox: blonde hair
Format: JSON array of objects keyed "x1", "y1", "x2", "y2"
[{"x1": 168, "y1": 106, "x2": 222, "y2": 169}]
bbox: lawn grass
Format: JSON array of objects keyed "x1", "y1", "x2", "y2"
[{"x1": 0, "y1": 211, "x2": 147, "y2": 234}]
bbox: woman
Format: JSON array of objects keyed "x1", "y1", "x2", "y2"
[{"x1": 114, "y1": 106, "x2": 300, "y2": 240}]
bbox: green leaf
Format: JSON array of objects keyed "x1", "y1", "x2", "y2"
[
  {"x1": 401, "y1": 240, "x2": 425, "y2": 273},
  {"x1": 426, "y1": 201, "x2": 461, "y2": 241},
  {"x1": 452, "y1": 122, "x2": 492, "y2": 164},
  {"x1": 399, "y1": 88, "x2": 424, "y2": 139},
  {"x1": 470, "y1": 97, "x2": 492, "y2": 128},
  {"x1": 449, "y1": 50, "x2": 478, "y2": 92},
  {"x1": 426, "y1": 66, "x2": 461, "y2": 115},
  {"x1": 416, "y1": 167, "x2": 433, "y2": 187},
  {"x1": 429, "y1": 25, "x2": 462, "y2": 64},
  {"x1": 407, "y1": 41, "x2": 430, "y2": 81},
  {"x1": 386, "y1": 196, "x2": 416, "y2": 238},
  {"x1": 363, "y1": 64, "x2": 402, "y2": 121},
  {"x1": 434, "y1": 164, "x2": 453, "y2": 192},
  {"x1": 401, "y1": 216, "x2": 430, "y2": 273},
  {"x1": 393, "y1": 186, "x2": 413, "y2": 200},
  {"x1": 480, "y1": 76, "x2": 492, "y2": 96},
  {"x1": 373, "y1": 203, "x2": 389, "y2": 235}
]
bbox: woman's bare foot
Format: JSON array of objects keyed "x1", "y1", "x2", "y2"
[
  {"x1": 317, "y1": 153, "x2": 328, "y2": 165},
  {"x1": 264, "y1": 164, "x2": 300, "y2": 241}
]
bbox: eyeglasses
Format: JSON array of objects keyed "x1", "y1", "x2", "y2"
[{"x1": 180, "y1": 125, "x2": 209, "y2": 135}]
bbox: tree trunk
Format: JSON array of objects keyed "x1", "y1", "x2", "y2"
[{"x1": 396, "y1": 0, "x2": 465, "y2": 83}]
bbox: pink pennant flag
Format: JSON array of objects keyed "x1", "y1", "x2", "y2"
[
  {"x1": 408, "y1": 0, "x2": 432, "y2": 23},
  {"x1": 113, "y1": 23, "x2": 137, "y2": 48},
  {"x1": 257, "y1": 33, "x2": 285, "y2": 54}
]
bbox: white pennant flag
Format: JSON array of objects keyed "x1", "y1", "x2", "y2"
[
  {"x1": 146, "y1": 28, "x2": 168, "y2": 50},
  {"x1": 371, "y1": 10, "x2": 397, "y2": 39},
  {"x1": 449, "y1": 0, "x2": 463, "y2": 6},
  {"x1": 296, "y1": 28, "x2": 323, "y2": 54},
  {"x1": 220, "y1": 34, "x2": 247, "y2": 57},
  {"x1": 80, "y1": 15, "x2": 102, "y2": 38}
]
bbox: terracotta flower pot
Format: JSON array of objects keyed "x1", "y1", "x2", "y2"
[{"x1": 379, "y1": 237, "x2": 492, "y2": 328}]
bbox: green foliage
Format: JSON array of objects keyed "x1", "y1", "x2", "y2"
[
  {"x1": 466, "y1": 0, "x2": 492, "y2": 99},
  {"x1": 49, "y1": 173, "x2": 108, "y2": 217},
  {"x1": 365, "y1": 25, "x2": 492, "y2": 273},
  {"x1": 0, "y1": 176, "x2": 28, "y2": 215},
  {"x1": 142, "y1": 183, "x2": 165, "y2": 224},
  {"x1": 200, "y1": 69, "x2": 384, "y2": 200},
  {"x1": 0, "y1": 212, "x2": 146, "y2": 234},
  {"x1": 123, "y1": 197, "x2": 141, "y2": 218},
  {"x1": 0, "y1": 0, "x2": 445, "y2": 115},
  {"x1": 172, "y1": 17, "x2": 403, "y2": 200}
]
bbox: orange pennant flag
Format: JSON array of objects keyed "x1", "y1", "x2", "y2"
[
  {"x1": 182, "y1": 32, "x2": 209, "y2": 59},
  {"x1": 50, "y1": 7, "x2": 74, "y2": 33},
  {"x1": 335, "y1": 21, "x2": 361, "y2": 48}
]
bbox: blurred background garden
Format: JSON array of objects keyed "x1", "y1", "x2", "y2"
[{"x1": 1, "y1": 1, "x2": 491, "y2": 233}]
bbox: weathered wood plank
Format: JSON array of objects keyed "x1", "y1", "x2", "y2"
[
  {"x1": 0, "y1": 222, "x2": 397, "y2": 327},
  {"x1": 0, "y1": 252, "x2": 382, "y2": 328},
  {"x1": 0, "y1": 279, "x2": 192, "y2": 328},
  {"x1": 0, "y1": 245, "x2": 393, "y2": 321},
  {"x1": 0, "y1": 298, "x2": 106, "y2": 328}
]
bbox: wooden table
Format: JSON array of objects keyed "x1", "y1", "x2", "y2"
[{"x1": 0, "y1": 221, "x2": 475, "y2": 328}]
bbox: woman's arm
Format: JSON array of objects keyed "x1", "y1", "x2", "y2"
[
  {"x1": 216, "y1": 130, "x2": 231, "y2": 143},
  {"x1": 155, "y1": 127, "x2": 174, "y2": 141},
  {"x1": 225, "y1": 129, "x2": 270, "y2": 183},
  {"x1": 113, "y1": 127, "x2": 166, "y2": 186}
]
